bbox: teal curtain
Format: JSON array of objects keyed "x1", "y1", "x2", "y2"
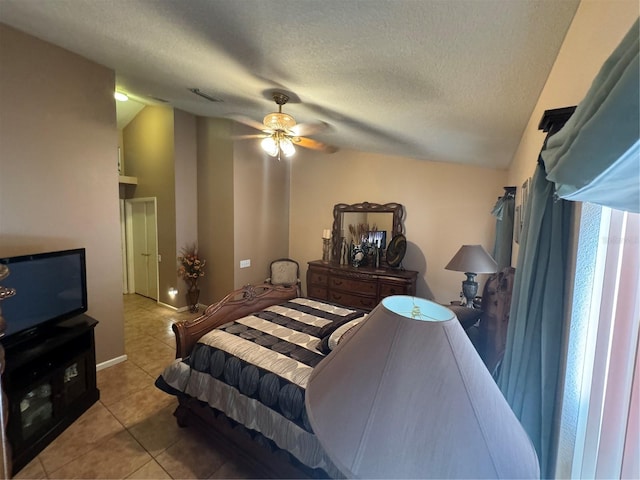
[
  {"x1": 542, "y1": 18, "x2": 639, "y2": 212},
  {"x1": 499, "y1": 22, "x2": 639, "y2": 477},
  {"x1": 497, "y1": 163, "x2": 571, "y2": 477},
  {"x1": 491, "y1": 192, "x2": 515, "y2": 269}
]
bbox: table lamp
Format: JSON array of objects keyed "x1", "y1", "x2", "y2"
[
  {"x1": 445, "y1": 244, "x2": 498, "y2": 307},
  {"x1": 306, "y1": 296, "x2": 539, "y2": 479}
]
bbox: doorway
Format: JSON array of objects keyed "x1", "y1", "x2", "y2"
[{"x1": 124, "y1": 197, "x2": 159, "y2": 300}]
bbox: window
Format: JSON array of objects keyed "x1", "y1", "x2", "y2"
[{"x1": 557, "y1": 204, "x2": 639, "y2": 478}]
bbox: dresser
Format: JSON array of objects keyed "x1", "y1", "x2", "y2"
[{"x1": 307, "y1": 260, "x2": 418, "y2": 311}]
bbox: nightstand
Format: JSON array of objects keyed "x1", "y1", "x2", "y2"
[{"x1": 446, "y1": 303, "x2": 484, "y2": 330}]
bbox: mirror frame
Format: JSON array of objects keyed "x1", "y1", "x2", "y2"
[{"x1": 331, "y1": 202, "x2": 405, "y2": 261}]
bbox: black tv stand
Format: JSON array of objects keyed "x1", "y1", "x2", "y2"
[{"x1": 2, "y1": 314, "x2": 99, "y2": 475}]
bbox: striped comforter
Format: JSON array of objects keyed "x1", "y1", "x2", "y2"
[{"x1": 156, "y1": 297, "x2": 366, "y2": 476}]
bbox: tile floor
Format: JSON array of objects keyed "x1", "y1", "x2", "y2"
[{"x1": 14, "y1": 294, "x2": 266, "y2": 479}]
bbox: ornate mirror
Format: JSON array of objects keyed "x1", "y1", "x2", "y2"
[{"x1": 331, "y1": 202, "x2": 405, "y2": 261}]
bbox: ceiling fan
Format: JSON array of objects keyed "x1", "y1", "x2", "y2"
[{"x1": 232, "y1": 92, "x2": 337, "y2": 160}]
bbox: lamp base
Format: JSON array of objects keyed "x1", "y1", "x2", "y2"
[{"x1": 461, "y1": 272, "x2": 478, "y2": 308}]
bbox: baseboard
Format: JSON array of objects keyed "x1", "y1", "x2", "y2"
[
  {"x1": 96, "y1": 354, "x2": 127, "y2": 371},
  {"x1": 175, "y1": 303, "x2": 207, "y2": 313},
  {"x1": 160, "y1": 301, "x2": 207, "y2": 313},
  {"x1": 158, "y1": 300, "x2": 179, "y2": 311}
]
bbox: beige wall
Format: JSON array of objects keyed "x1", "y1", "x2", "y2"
[
  {"x1": 233, "y1": 140, "x2": 290, "y2": 288},
  {"x1": 506, "y1": 0, "x2": 638, "y2": 263},
  {"x1": 290, "y1": 148, "x2": 507, "y2": 303},
  {"x1": 195, "y1": 121, "x2": 291, "y2": 301},
  {"x1": 197, "y1": 117, "x2": 235, "y2": 303},
  {"x1": 123, "y1": 105, "x2": 177, "y2": 306},
  {"x1": 121, "y1": 111, "x2": 291, "y2": 308},
  {"x1": 174, "y1": 109, "x2": 198, "y2": 306},
  {"x1": 0, "y1": 24, "x2": 124, "y2": 364}
]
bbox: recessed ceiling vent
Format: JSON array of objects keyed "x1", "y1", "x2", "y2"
[{"x1": 189, "y1": 88, "x2": 223, "y2": 102}]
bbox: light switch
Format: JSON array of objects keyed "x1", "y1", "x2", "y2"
[{"x1": 240, "y1": 259, "x2": 251, "y2": 268}]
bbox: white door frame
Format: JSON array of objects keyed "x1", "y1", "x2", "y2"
[
  {"x1": 124, "y1": 197, "x2": 159, "y2": 301},
  {"x1": 119, "y1": 199, "x2": 128, "y2": 294}
]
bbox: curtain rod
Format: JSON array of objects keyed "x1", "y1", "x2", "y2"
[{"x1": 538, "y1": 106, "x2": 576, "y2": 133}]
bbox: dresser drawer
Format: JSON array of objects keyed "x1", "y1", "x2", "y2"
[
  {"x1": 308, "y1": 285, "x2": 328, "y2": 300},
  {"x1": 379, "y1": 281, "x2": 412, "y2": 298},
  {"x1": 308, "y1": 271, "x2": 329, "y2": 286},
  {"x1": 307, "y1": 260, "x2": 418, "y2": 313},
  {"x1": 328, "y1": 291, "x2": 377, "y2": 310},
  {"x1": 329, "y1": 276, "x2": 377, "y2": 295}
]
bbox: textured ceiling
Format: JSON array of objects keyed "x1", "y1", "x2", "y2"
[{"x1": 0, "y1": 0, "x2": 579, "y2": 168}]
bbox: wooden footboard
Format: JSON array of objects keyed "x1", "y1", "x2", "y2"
[
  {"x1": 172, "y1": 283, "x2": 298, "y2": 358},
  {"x1": 174, "y1": 397, "x2": 322, "y2": 479}
]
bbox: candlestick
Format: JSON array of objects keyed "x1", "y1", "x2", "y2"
[{"x1": 322, "y1": 238, "x2": 331, "y2": 262}]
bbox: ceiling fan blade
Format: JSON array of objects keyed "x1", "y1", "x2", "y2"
[
  {"x1": 290, "y1": 121, "x2": 328, "y2": 137},
  {"x1": 293, "y1": 136, "x2": 338, "y2": 154},
  {"x1": 231, "y1": 134, "x2": 267, "y2": 140},
  {"x1": 229, "y1": 114, "x2": 268, "y2": 132}
]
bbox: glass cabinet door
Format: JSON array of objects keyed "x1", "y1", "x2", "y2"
[
  {"x1": 19, "y1": 382, "x2": 53, "y2": 439},
  {"x1": 63, "y1": 359, "x2": 87, "y2": 405}
]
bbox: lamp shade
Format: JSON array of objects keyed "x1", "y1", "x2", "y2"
[
  {"x1": 445, "y1": 244, "x2": 498, "y2": 273},
  {"x1": 305, "y1": 296, "x2": 539, "y2": 479}
]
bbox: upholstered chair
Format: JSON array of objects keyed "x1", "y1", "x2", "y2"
[{"x1": 266, "y1": 258, "x2": 301, "y2": 296}]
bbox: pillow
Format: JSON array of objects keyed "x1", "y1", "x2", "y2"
[
  {"x1": 319, "y1": 335, "x2": 332, "y2": 354},
  {"x1": 317, "y1": 316, "x2": 358, "y2": 338},
  {"x1": 449, "y1": 305, "x2": 483, "y2": 330},
  {"x1": 319, "y1": 317, "x2": 365, "y2": 354},
  {"x1": 328, "y1": 318, "x2": 364, "y2": 350}
]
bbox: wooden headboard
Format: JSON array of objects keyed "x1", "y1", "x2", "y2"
[{"x1": 172, "y1": 283, "x2": 298, "y2": 358}]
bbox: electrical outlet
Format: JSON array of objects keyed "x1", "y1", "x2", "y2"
[
  {"x1": 158, "y1": 254, "x2": 162, "y2": 262},
  {"x1": 240, "y1": 259, "x2": 251, "y2": 268}
]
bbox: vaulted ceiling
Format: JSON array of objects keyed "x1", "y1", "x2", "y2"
[{"x1": 0, "y1": 0, "x2": 580, "y2": 168}]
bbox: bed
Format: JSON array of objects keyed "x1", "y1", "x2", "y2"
[{"x1": 155, "y1": 283, "x2": 367, "y2": 478}]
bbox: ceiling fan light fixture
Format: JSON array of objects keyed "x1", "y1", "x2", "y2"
[
  {"x1": 234, "y1": 90, "x2": 335, "y2": 156},
  {"x1": 261, "y1": 136, "x2": 279, "y2": 157},
  {"x1": 263, "y1": 112, "x2": 296, "y2": 131}
]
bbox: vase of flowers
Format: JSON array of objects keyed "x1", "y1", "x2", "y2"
[
  {"x1": 348, "y1": 223, "x2": 378, "y2": 267},
  {"x1": 178, "y1": 244, "x2": 206, "y2": 313}
]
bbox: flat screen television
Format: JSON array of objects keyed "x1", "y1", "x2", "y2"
[{"x1": 0, "y1": 248, "x2": 88, "y2": 345}]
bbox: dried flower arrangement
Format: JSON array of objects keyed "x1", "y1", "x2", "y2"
[
  {"x1": 177, "y1": 244, "x2": 206, "y2": 282},
  {"x1": 348, "y1": 223, "x2": 378, "y2": 244}
]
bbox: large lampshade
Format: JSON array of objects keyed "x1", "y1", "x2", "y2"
[
  {"x1": 445, "y1": 244, "x2": 498, "y2": 273},
  {"x1": 306, "y1": 296, "x2": 539, "y2": 479},
  {"x1": 445, "y1": 245, "x2": 498, "y2": 307}
]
